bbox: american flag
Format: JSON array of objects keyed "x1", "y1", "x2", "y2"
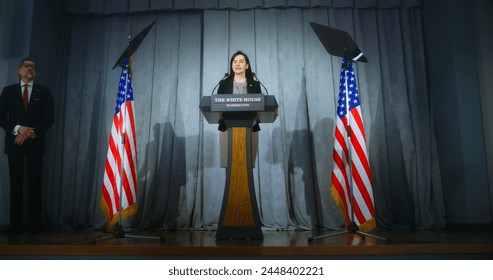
[
  {"x1": 330, "y1": 57, "x2": 376, "y2": 232},
  {"x1": 100, "y1": 58, "x2": 138, "y2": 231}
]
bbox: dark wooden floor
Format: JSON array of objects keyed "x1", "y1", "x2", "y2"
[{"x1": 1, "y1": 228, "x2": 492, "y2": 259}]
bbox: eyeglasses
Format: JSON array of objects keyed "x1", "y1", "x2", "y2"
[{"x1": 22, "y1": 63, "x2": 36, "y2": 69}]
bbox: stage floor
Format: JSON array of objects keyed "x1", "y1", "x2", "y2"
[{"x1": 1, "y1": 228, "x2": 492, "y2": 259}]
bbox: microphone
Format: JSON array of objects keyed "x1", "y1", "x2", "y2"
[
  {"x1": 211, "y1": 73, "x2": 229, "y2": 95},
  {"x1": 252, "y1": 72, "x2": 269, "y2": 95}
]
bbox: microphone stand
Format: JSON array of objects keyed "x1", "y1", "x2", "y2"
[
  {"x1": 252, "y1": 73, "x2": 269, "y2": 95},
  {"x1": 211, "y1": 73, "x2": 229, "y2": 95}
]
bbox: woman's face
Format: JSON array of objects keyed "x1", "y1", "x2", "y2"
[{"x1": 231, "y1": 54, "x2": 249, "y2": 76}]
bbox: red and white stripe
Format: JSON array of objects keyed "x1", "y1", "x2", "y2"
[
  {"x1": 331, "y1": 106, "x2": 375, "y2": 232},
  {"x1": 101, "y1": 94, "x2": 137, "y2": 230}
]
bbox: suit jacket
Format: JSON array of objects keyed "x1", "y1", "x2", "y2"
[
  {"x1": 0, "y1": 82, "x2": 55, "y2": 154},
  {"x1": 217, "y1": 77, "x2": 262, "y2": 132}
]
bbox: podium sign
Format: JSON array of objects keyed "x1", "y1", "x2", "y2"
[
  {"x1": 200, "y1": 95, "x2": 278, "y2": 124},
  {"x1": 211, "y1": 94, "x2": 265, "y2": 112},
  {"x1": 200, "y1": 94, "x2": 278, "y2": 240}
]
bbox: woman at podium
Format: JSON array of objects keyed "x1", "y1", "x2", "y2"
[{"x1": 217, "y1": 51, "x2": 262, "y2": 168}]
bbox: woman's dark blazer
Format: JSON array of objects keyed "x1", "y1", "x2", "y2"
[{"x1": 216, "y1": 77, "x2": 262, "y2": 132}]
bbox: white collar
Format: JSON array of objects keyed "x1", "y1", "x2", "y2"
[{"x1": 20, "y1": 81, "x2": 34, "y2": 87}]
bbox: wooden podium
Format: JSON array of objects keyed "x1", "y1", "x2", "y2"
[{"x1": 200, "y1": 94, "x2": 278, "y2": 239}]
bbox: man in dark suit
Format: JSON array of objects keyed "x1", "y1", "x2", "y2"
[{"x1": 0, "y1": 57, "x2": 54, "y2": 232}]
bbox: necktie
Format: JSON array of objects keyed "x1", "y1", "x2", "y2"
[{"x1": 23, "y1": 84, "x2": 29, "y2": 111}]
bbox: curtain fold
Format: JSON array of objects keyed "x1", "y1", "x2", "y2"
[{"x1": 14, "y1": 3, "x2": 446, "y2": 231}]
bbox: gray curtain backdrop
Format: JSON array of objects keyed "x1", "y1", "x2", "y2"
[{"x1": 1, "y1": 0, "x2": 447, "y2": 231}]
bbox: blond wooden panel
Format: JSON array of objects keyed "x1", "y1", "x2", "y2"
[{"x1": 223, "y1": 127, "x2": 255, "y2": 227}]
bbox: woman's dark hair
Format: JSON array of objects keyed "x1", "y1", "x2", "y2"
[{"x1": 229, "y1": 51, "x2": 254, "y2": 80}]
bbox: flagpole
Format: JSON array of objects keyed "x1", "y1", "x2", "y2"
[
  {"x1": 343, "y1": 59, "x2": 371, "y2": 234},
  {"x1": 309, "y1": 56, "x2": 389, "y2": 243},
  {"x1": 343, "y1": 60, "x2": 358, "y2": 234},
  {"x1": 114, "y1": 39, "x2": 131, "y2": 238},
  {"x1": 94, "y1": 54, "x2": 132, "y2": 242},
  {"x1": 94, "y1": 23, "x2": 164, "y2": 243}
]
